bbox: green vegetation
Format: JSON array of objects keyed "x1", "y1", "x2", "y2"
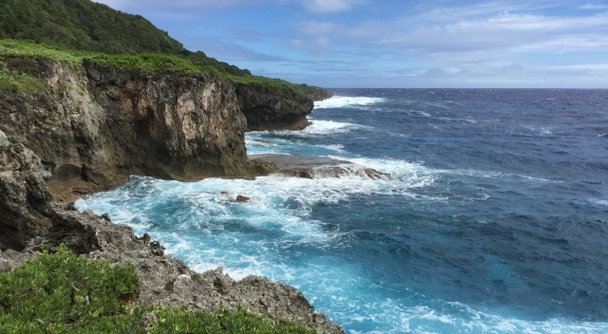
[
  {"x1": 0, "y1": 244, "x2": 141, "y2": 332},
  {"x1": 0, "y1": 245, "x2": 317, "y2": 333},
  {"x1": 0, "y1": 0, "x2": 250, "y2": 76},
  {"x1": 0, "y1": 39, "x2": 309, "y2": 100},
  {"x1": 0, "y1": 0, "x2": 183, "y2": 54},
  {"x1": 0, "y1": 0, "x2": 318, "y2": 98},
  {"x1": 0, "y1": 58, "x2": 46, "y2": 93}
]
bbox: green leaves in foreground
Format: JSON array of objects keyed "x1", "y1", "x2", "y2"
[
  {"x1": 149, "y1": 306, "x2": 317, "y2": 334},
  {"x1": 0, "y1": 245, "x2": 318, "y2": 334},
  {"x1": 0, "y1": 244, "x2": 141, "y2": 333}
]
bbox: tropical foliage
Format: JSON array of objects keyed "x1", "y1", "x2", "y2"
[
  {"x1": 0, "y1": 0, "x2": 250, "y2": 76},
  {"x1": 0, "y1": 245, "x2": 318, "y2": 333}
]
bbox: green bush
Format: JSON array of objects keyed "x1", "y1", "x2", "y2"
[
  {"x1": 0, "y1": 244, "x2": 141, "y2": 333},
  {"x1": 0, "y1": 59, "x2": 46, "y2": 93},
  {"x1": 0, "y1": 245, "x2": 319, "y2": 333}
]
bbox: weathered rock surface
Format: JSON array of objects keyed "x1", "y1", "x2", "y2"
[
  {"x1": 0, "y1": 137, "x2": 343, "y2": 333},
  {"x1": 298, "y1": 84, "x2": 334, "y2": 101},
  {"x1": 237, "y1": 82, "x2": 314, "y2": 131},
  {"x1": 0, "y1": 58, "x2": 343, "y2": 333},
  {"x1": 251, "y1": 154, "x2": 393, "y2": 180},
  {"x1": 0, "y1": 130, "x2": 54, "y2": 251}
]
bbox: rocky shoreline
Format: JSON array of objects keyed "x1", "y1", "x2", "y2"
[
  {"x1": 0, "y1": 127, "x2": 343, "y2": 334},
  {"x1": 0, "y1": 58, "x2": 343, "y2": 333}
]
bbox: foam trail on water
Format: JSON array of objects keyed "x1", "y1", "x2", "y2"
[
  {"x1": 315, "y1": 96, "x2": 385, "y2": 109},
  {"x1": 335, "y1": 156, "x2": 436, "y2": 187}
]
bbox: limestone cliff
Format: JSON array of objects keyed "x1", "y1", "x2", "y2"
[
  {"x1": 0, "y1": 130, "x2": 54, "y2": 250},
  {"x1": 237, "y1": 82, "x2": 314, "y2": 131},
  {"x1": 1, "y1": 58, "x2": 290, "y2": 201}
]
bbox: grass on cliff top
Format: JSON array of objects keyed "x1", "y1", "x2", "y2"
[
  {"x1": 0, "y1": 39, "x2": 308, "y2": 99},
  {"x1": 0, "y1": 244, "x2": 318, "y2": 334},
  {"x1": 0, "y1": 60, "x2": 46, "y2": 93}
]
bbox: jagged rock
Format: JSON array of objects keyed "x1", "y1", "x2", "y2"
[
  {"x1": 0, "y1": 59, "x2": 343, "y2": 333},
  {"x1": 2, "y1": 202, "x2": 343, "y2": 333},
  {"x1": 0, "y1": 130, "x2": 54, "y2": 251},
  {"x1": 236, "y1": 194, "x2": 250, "y2": 202},
  {"x1": 297, "y1": 84, "x2": 334, "y2": 101}
]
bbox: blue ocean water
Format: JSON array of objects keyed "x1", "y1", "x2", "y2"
[{"x1": 78, "y1": 89, "x2": 608, "y2": 333}]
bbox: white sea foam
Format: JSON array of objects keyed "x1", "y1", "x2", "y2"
[
  {"x1": 300, "y1": 119, "x2": 371, "y2": 136},
  {"x1": 448, "y1": 168, "x2": 562, "y2": 184},
  {"x1": 248, "y1": 120, "x2": 370, "y2": 139},
  {"x1": 591, "y1": 199, "x2": 608, "y2": 206},
  {"x1": 341, "y1": 298, "x2": 608, "y2": 334},
  {"x1": 245, "y1": 139, "x2": 276, "y2": 147},
  {"x1": 314, "y1": 96, "x2": 385, "y2": 109},
  {"x1": 316, "y1": 144, "x2": 346, "y2": 153},
  {"x1": 78, "y1": 174, "x2": 608, "y2": 333},
  {"x1": 336, "y1": 156, "x2": 436, "y2": 188},
  {"x1": 524, "y1": 125, "x2": 554, "y2": 136}
]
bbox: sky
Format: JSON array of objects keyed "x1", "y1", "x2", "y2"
[{"x1": 93, "y1": 0, "x2": 608, "y2": 88}]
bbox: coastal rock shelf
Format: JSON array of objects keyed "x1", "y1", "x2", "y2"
[{"x1": 251, "y1": 154, "x2": 393, "y2": 180}]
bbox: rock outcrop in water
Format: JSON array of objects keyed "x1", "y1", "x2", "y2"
[{"x1": 252, "y1": 154, "x2": 392, "y2": 180}]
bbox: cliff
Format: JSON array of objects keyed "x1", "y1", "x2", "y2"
[
  {"x1": 237, "y1": 81, "x2": 314, "y2": 131},
  {"x1": 1, "y1": 58, "x2": 316, "y2": 201}
]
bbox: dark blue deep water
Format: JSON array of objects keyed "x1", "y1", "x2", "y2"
[{"x1": 79, "y1": 89, "x2": 608, "y2": 333}]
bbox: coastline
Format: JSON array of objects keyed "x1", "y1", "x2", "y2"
[{"x1": 0, "y1": 57, "x2": 341, "y2": 332}]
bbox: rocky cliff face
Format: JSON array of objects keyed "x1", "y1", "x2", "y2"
[
  {"x1": 237, "y1": 82, "x2": 314, "y2": 131},
  {"x1": 0, "y1": 130, "x2": 54, "y2": 250},
  {"x1": 0, "y1": 59, "x2": 283, "y2": 201}
]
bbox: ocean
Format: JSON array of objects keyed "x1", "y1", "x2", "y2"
[{"x1": 77, "y1": 89, "x2": 608, "y2": 333}]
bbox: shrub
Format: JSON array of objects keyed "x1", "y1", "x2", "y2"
[
  {"x1": 0, "y1": 59, "x2": 46, "y2": 93},
  {"x1": 0, "y1": 245, "x2": 319, "y2": 333}
]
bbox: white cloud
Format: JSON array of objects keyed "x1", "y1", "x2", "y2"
[
  {"x1": 297, "y1": 21, "x2": 338, "y2": 35},
  {"x1": 313, "y1": 37, "x2": 331, "y2": 52},
  {"x1": 579, "y1": 4, "x2": 608, "y2": 10},
  {"x1": 298, "y1": 0, "x2": 360, "y2": 13},
  {"x1": 546, "y1": 63, "x2": 608, "y2": 72}
]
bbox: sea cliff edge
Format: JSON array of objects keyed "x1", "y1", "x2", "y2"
[{"x1": 0, "y1": 58, "x2": 340, "y2": 333}]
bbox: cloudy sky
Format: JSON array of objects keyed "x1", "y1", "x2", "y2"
[{"x1": 94, "y1": 0, "x2": 608, "y2": 88}]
